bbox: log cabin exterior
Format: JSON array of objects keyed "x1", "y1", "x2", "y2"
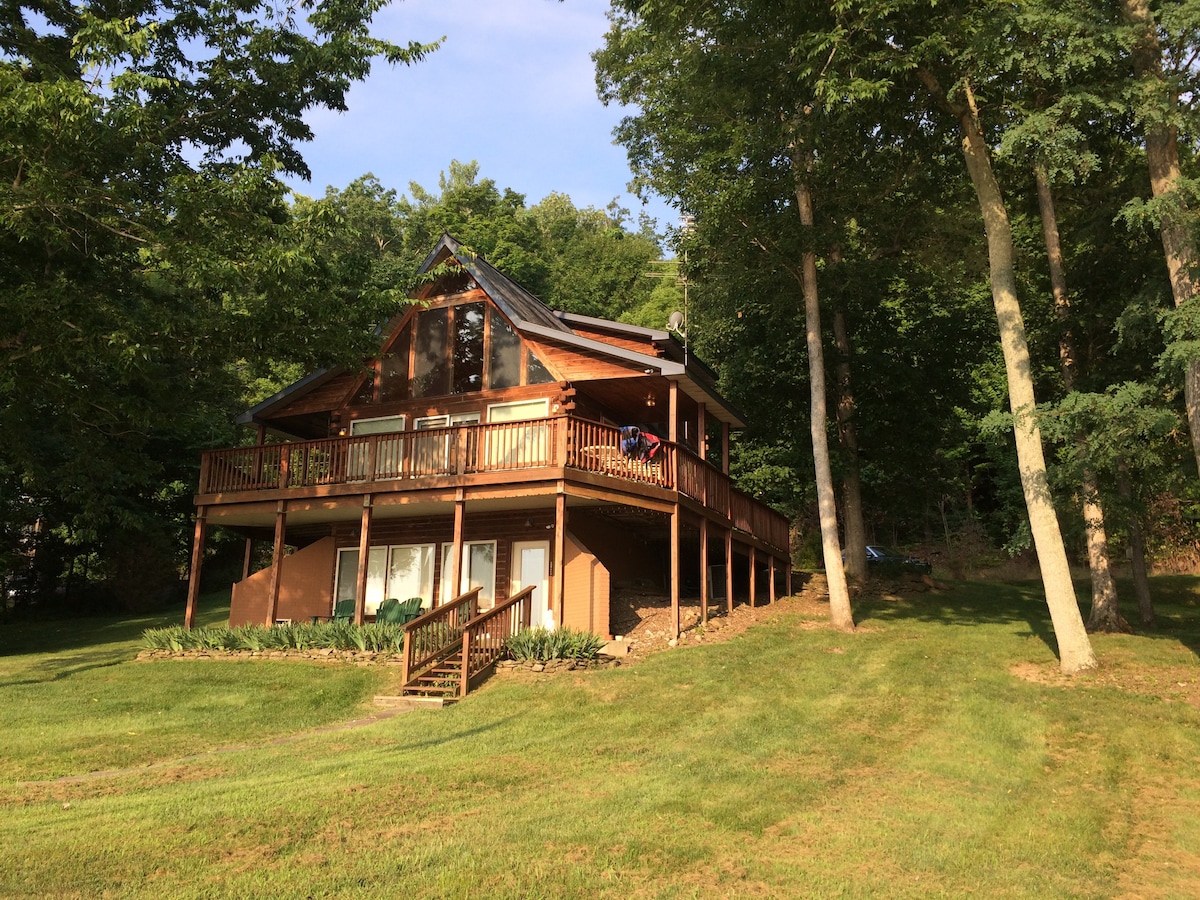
[{"x1": 185, "y1": 234, "x2": 791, "y2": 642}]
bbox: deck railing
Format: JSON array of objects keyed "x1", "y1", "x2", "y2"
[
  {"x1": 200, "y1": 415, "x2": 789, "y2": 551},
  {"x1": 400, "y1": 588, "x2": 480, "y2": 687},
  {"x1": 456, "y1": 586, "x2": 534, "y2": 697}
]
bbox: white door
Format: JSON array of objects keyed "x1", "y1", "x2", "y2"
[{"x1": 511, "y1": 540, "x2": 552, "y2": 630}]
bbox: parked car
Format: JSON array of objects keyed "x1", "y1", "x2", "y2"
[{"x1": 864, "y1": 545, "x2": 932, "y2": 574}]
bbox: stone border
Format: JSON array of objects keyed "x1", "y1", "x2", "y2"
[
  {"x1": 137, "y1": 648, "x2": 403, "y2": 665},
  {"x1": 495, "y1": 657, "x2": 621, "y2": 673},
  {"x1": 137, "y1": 649, "x2": 621, "y2": 671}
]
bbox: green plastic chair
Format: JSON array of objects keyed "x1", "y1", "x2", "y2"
[
  {"x1": 333, "y1": 598, "x2": 355, "y2": 621},
  {"x1": 397, "y1": 597, "x2": 424, "y2": 624},
  {"x1": 375, "y1": 598, "x2": 403, "y2": 624}
]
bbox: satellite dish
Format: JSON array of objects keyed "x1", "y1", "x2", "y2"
[{"x1": 668, "y1": 310, "x2": 685, "y2": 332}]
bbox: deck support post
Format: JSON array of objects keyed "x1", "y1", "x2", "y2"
[
  {"x1": 787, "y1": 560, "x2": 793, "y2": 597},
  {"x1": 241, "y1": 537, "x2": 253, "y2": 582},
  {"x1": 670, "y1": 503, "x2": 681, "y2": 639},
  {"x1": 725, "y1": 529, "x2": 734, "y2": 616},
  {"x1": 699, "y1": 516, "x2": 709, "y2": 626},
  {"x1": 265, "y1": 501, "x2": 287, "y2": 625},
  {"x1": 449, "y1": 490, "x2": 465, "y2": 605},
  {"x1": 769, "y1": 553, "x2": 777, "y2": 604},
  {"x1": 553, "y1": 487, "x2": 567, "y2": 628},
  {"x1": 749, "y1": 545, "x2": 757, "y2": 608},
  {"x1": 184, "y1": 508, "x2": 207, "y2": 630},
  {"x1": 722, "y1": 423, "x2": 731, "y2": 475},
  {"x1": 354, "y1": 495, "x2": 373, "y2": 625},
  {"x1": 698, "y1": 402, "x2": 707, "y2": 461}
]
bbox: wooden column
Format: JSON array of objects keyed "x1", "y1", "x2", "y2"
[
  {"x1": 670, "y1": 503, "x2": 681, "y2": 639},
  {"x1": 241, "y1": 537, "x2": 253, "y2": 581},
  {"x1": 722, "y1": 423, "x2": 731, "y2": 475},
  {"x1": 725, "y1": 529, "x2": 734, "y2": 616},
  {"x1": 749, "y1": 545, "x2": 757, "y2": 608},
  {"x1": 787, "y1": 560, "x2": 793, "y2": 597},
  {"x1": 449, "y1": 489, "x2": 465, "y2": 604},
  {"x1": 265, "y1": 501, "x2": 287, "y2": 625},
  {"x1": 668, "y1": 380, "x2": 679, "y2": 443},
  {"x1": 699, "y1": 517, "x2": 709, "y2": 625},
  {"x1": 553, "y1": 487, "x2": 567, "y2": 627},
  {"x1": 354, "y1": 495, "x2": 373, "y2": 625},
  {"x1": 698, "y1": 403, "x2": 707, "y2": 461},
  {"x1": 184, "y1": 508, "x2": 207, "y2": 630},
  {"x1": 769, "y1": 554, "x2": 777, "y2": 604}
]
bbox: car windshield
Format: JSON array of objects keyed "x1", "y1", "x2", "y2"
[{"x1": 868, "y1": 546, "x2": 897, "y2": 557}]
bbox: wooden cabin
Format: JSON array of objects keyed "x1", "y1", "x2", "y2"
[{"x1": 185, "y1": 234, "x2": 791, "y2": 640}]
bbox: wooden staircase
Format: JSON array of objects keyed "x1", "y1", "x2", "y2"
[
  {"x1": 399, "y1": 586, "x2": 533, "y2": 701},
  {"x1": 403, "y1": 650, "x2": 467, "y2": 698}
]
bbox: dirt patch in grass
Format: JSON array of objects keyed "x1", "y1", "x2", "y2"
[
  {"x1": 608, "y1": 573, "x2": 833, "y2": 660},
  {"x1": 1009, "y1": 657, "x2": 1200, "y2": 708},
  {"x1": 608, "y1": 571, "x2": 934, "y2": 660}
]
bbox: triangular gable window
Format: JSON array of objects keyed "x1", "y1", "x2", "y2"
[
  {"x1": 488, "y1": 308, "x2": 554, "y2": 389},
  {"x1": 355, "y1": 300, "x2": 554, "y2": 406}
]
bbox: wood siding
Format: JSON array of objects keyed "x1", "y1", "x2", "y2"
[
  {"x1": 566, "y1": 322, "x2": 665, "y2": 356},
  {"x1": 230, "y1": 537, "x2": 336, "y2": 625},
  {"x1": 563, "y1": 532, "x2": 611, "y2": 638}
]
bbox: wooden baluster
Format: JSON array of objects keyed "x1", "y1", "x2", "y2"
[
  {"x1": 366, "y1": 434, "x2": 378, "y2": 483},
  {"x1": 456, "y1": 425, "x2": 469, "y2": 475}
]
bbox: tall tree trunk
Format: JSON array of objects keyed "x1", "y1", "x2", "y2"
[
  {"x1": 1034, "y1": 166, "x2": 1126, "y2": 633},
  {"x1": 833, "y1": 299, "x2": 868, "y2": 583},
  {"x1": 917, "y1": 70, "x2": 1096, "y2": 673},
  {"x1": 792, "y1": 147, "x2": 854, "y2": 630},
  {"x1": 1118, "y1": 470, "x2": 1156, "y2": 626},
  {"x1": 1122, "y1": 0, "x2": 1200, "y2": 476}
]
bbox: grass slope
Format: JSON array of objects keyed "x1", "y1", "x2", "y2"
[{"x1": 2, "y1": 579, "x2": 1199, "y2": 898}]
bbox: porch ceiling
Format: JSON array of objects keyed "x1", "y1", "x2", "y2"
[{"x1": 202, "y1": 487, "x2": 620, "y2": 531}]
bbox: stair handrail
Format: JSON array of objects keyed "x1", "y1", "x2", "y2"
[
  {"x1": 457, "y1": 586, "x2": 535, "y2": 697},
  {"x1": 401, "y1": 588, "x2": 481, "y2": 686}
]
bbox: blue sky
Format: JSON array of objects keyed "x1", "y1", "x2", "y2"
[{"x1": 283, "y1": 0, "x2": 678, "y2": 235}]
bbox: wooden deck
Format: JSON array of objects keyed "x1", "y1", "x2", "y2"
[{"x1": 197, "y1": 416, "x2": 789, "y2": 551}]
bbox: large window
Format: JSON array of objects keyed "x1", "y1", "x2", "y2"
[
  {"x1": 336, "y1": 544, "x2": 436, "y2": 614},
  {"x1": 379, "y1": 327, "x2": 410, "y2": 403},
  {"x1": 453, "y1": 302, "x2": 485, "y2": 393},
  {"x1": 335, "y1": 547, "x2": 388, "y2": 615},
  {"x1": 347, "y1": 415, "x2": 406, "y2": 479},
  {"x1": 411, "y1": 412, "x2": 480, "y2": 475},
  {"x1": 440, "y1": 541, "x2": 496, "y2": 609},
  {"x1": 412, "y1": 307, "x2": 450, "y2": 398},
  {"x1": 488, "y1": 308, "x2": 522, "y2": 390},
  {"x1": 387, "y1": 545, "x2": 436, "y2": 610},
  {"x1": 486, "y1": 399, "x2": 550, "y2": 468}
]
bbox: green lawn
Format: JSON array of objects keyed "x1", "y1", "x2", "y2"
[{"x1": 2, "y1": 579, "x2": 1199, "y2": 898}]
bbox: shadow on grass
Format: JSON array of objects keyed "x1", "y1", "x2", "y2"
[
  {"x1": 0, "y1": 616, "x2": 173, "y2": 657},
  {"x1": 851, "y1": 574, "x2": 1200, "y2": 663},
  {"x1": 0, "y1": 592, "x2": 230, "y2": 658},
  {"x1": 1109, "y1": 575, "x2": 1200, "y2": 659},
  {"x1": 0, "y1": 650, "x2": 129, "y2": 687},
  {"x1": 856, "y1": 578, "x2": 1057, "y2": 642}
]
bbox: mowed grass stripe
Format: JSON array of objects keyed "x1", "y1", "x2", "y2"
[{"x1": 1, "y1": 579, "x2": 1199, "y2": 897}]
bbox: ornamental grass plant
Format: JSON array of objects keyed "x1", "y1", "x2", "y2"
[{"x1": 505, "y1": 626, "x2": 605, "y2": 662}]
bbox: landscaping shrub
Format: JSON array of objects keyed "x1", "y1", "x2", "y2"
[
  {"x1": 505, "y1": 626, "x2": 604, "y2": 662},
  {"x1": 141, "y1": 622, "x2": 409, "y2": 654}
]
